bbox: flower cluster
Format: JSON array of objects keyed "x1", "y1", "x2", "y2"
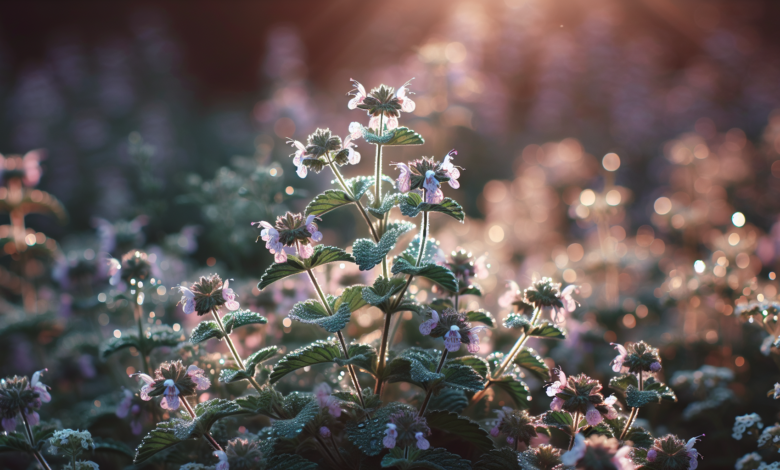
[
  {"x1": 314, "y1": 383, "x2": 342, "y2": 417},
  {"x1": 446, "y1": 248, "x2": 488, "y2": 287},
  {"x1": 733, "y1": 414, "x2": 764, "y2": 440},
  {"x1": 610, "y1": 341, "x2": 662, "y2": 374},
  {"x1": 490, "y1": 406, "x2": 538, "y2": 447},
  {"x1": 0, "y1": 370, "x2": 50, "y2": 431},
  {"x1": 349, "y1": 79, "x2": 415, "y2": 130},
  {"x1": 288, "y1": 128, "x2": 360, "y2": 178},
  {"x1": 545, "y1": 368, "x2": 617, "y2": 426},
  {"x1": 134, "y1": 361, "x2": 210, "y2": 410},
  {"x1": 118, "y1": 250, "x2": 154, "y2": 285},
  {"x1": 758, "y1": 424, "x2": 780, "y2": 451},
  {"x1": 561, "y1": 434, "x2": 633, "y2": 470},
  {"x1": 178, "y1": 273, "x2": 239, "y2": 316},
  {"x1": 383, "y1": 410, "x2": 430, "y2": 450},
  {"x1": 393, "y1": 152, "x2": 461, "y2": 204},
  {"x1": 418, "y1": 308, "x2": 486, "y2": 353},
  {"x1": 524, "y1": 278, "x2": 578, "y2": 323},
  {"x1": 643, "y1": 435, "x2": 703, "y2": 470},
  {"x1": 49, "y1": 429, "x2": 95, "y2": 457},
  {"x1": 225, "y1": 437, "x2": 263, "y2": 469},
  {"x1": 253, "y1": 212, "x2": 322, "y2": 263}
]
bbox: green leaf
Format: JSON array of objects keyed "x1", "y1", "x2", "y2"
[
  {"x1": 223, "y1": 310, "x2": 267, "y2": 333},
  {"x1": 257, "y1": 246, "x2": 355, "y2": 290},
  {"x1": 236, "y1": 387, "x2": 284, "y2": 416},
  {"x1": 189, "y1": 321, "x2": 225, "y2": 344},
  {"x1": 384, "y1": 348, "x2": 442, "y2": 388},
  {"x1": 625, "y1": 385, "x2": 661, "y2": 408},
  {"x1": 367, "y1": 193, "x2": 403, "y2": 219},
  {"x1": 381, "y1": 447, "x2": 472, "y2": 470},
  {"x1": 474, "y1": 448, "x2": 522, "y2": 470},
  {"x1": 502, "y1": 313, "x2": 531, "y2": 330},
  {"x1": 491, "y1": 376, "x2": 531, "y2": 409},
  {"x1": 100, "y1": 332, "x2": 141, "y2": 359},
  {"x1": 527, "y1": 322, "x2": 566, "y2": 340},
  {"x1": 391, "y1": 258, "x2": 458, "y2": 293},
  {"x1": 465, "y1": 310, "x2": 495, "y2": 328},
  {"x1": 333, "y1": 343, "x2": 378, "y2": 376},
  {"x1": 93, "y1": 438, "x2": 135, "y2": 458},
  {"x1": 346, "y1": 402, "x2": 414, "y2": 456},
  {"x1": 425, "y1": 410, "x2": 494, "y2": 452},
  {"x1": 265, "y1": 454, "x2": 319, "y2": 470},
  {"x1": 353, "y1": 221, "x2": 415, "y2": 271},
  {"x1": 460, "y1": 283, "x2": 483, "y2": 297},
  {"x1": 305, "y1": 245, "x2": 355, "y2": 269},
  {"x1": 219, "y1": 368, "x2": 254, "y2": 383},
  {"x1": 399, "y1": 193, "x2": 465, "y2": 222},
  {"x1": 345, "y1": 175, "x2": 377, "y2": 200},
  {"x1": 624, "y1": 426, "x2": 654, "y2": 448},
  {"x1": 644, "y1": 377, "x2": 677, "y2": 402},
  {"x1": 427, "y1": 388, "x2": 469, "y2": 414},
  {"x1": 362, "y1": 126, "x2": 425, "y2": 146},
  {"x1": 399, "y1": 235, "x2": 443, "y2": 266},
  {"x1": 271, "y1": 400, "x2": 320, "y2": 439},
  {"x1": 289, "y1": 300, "x2": 351, "y2": 333},
  {"x1": 0, "y1": 432, "x2": 32, "y2": 454},
  {"x1": 362, "y1": 276, "x2": 406, "y2": 309},
  {"x1": 609, "y1": 373, "x2": 637, "y2": 393},
  {"x1": 447, "y1": 356, "x2": 490, "y2": 380},
  {"x1": 333, "y1": 285, "x2": 368, "y2": 313},
  {"x1": 245, "y1": 346, "x2": 279, "y2": 374},
  {"x1": 442, "y1": 363, "x2": 485, "y2": 392},
  {"x1": 542, "y1": 411, "x2": 574, "y2": 429},
  {"x1": 305, "y1": 189, "x2": 354, "y2": 216},
  {"x1": 513, "y1": 348, "x2": 550, "y2": 381},
  {"x1": 174, "y1": 398, "x2": 249, "y2": 440},
  {"x1": 135, "y1": 421, "x2": 181, "y2": 463},
  {"x1": 270, "y1": 340, "x2": 343, "y2": 383}
]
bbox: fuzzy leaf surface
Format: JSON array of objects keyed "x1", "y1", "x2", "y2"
[
  {"x1": 425, "y1": 410, "x2": 494, "y2": 452},
  {"x1": 399, "y1": 193, "x2": 465, "y2": 222},
  {"x1": 625, "y1": 385, "x2": 661, "y2": 408},
  {"x1": 513, "y1": 348, "x2": 550, "y2": 381},
  {"x1": 346, "y1": 402, "x2": 414, "y2": 456},
  {"x1": 465, "y1": 310, "x2": 495, "y2": 327},
  {"x1": 491, "y1": 376, "x2": 531, "y2": 408},
  {"x1": 257, "y1": 245, "x2": 354, "y2": 290},
  {"x1": 391, "y1": 258, "x2": 458, "y2": 293},
  {"x1": 527, "y1": 322, "x2": 566, "y2": 340},
  {"x1": 447, "y1": 356, "x2": 489, "y2": 380},
  {"x1": 353, "y1": 221, "x2": 415, "y2": 271},
  {"x1": 189, "y1": 321, "x2": 225, "y2": 344},
  {"x1": 134, "y1": 421, "x2": 181, "y2": 463},
  {"x1": 367, "y1": 193, "x2": 403, "y2": 219},
  {"x1": 305, "y1": 189, "x2": 354, "y2": 216},
  {"x1": 223, "y1": 310, "x2": 267, "y2": 333},
  {"x1": 271, "y1": 400, "x2": 320, "y2": 439},
  {"x1": 288, "y1": 301, "x2": 351, "y2": 333}
]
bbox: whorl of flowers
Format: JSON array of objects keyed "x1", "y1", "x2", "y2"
[
  {"x1": 287, "y1": 128, "x2": 361, "y2": 179},
  {"x1": 177, "y1": 273, "x2": 238, "y2": 316},
  {"x1": 225, "y1": 437, "x2": 263, "y2": 469},
  {"x1": 314, "y1": 383, "x2": 342, "y2": 417},
  {"x1": 643, "y1": 435, "x2": 704, "y2": 470},
  {"x1": 446, "y1": 248, "x2": 488, "y2": 286},
  {"x1": 490, "y1": 406, "x2": 538, "y2": 447},
  {"x1": 0, "y1": 370, "x2": 50, "y2": 432},
  {"x1": 48, "y1": 429, "x2": 95, "y2": 457},
  {"x1": 561, "y1": 434, "x2": 634, "y2": 470},
  {"x1": 393, "y1": 152, "x2": 461, "y2": 204},
  {"x1": 119, "y1": 250, "x2": 153, "y2": 284},
  {"x1": 382, "y1": 410, "x2": 431, "y2": 450},
  {"x1": 519, "y1": 444, "x2": 564, "y2": 470},
  {"x1": 523, "y1": 277, "x2": 578, "y2": 323},
  {"x1": 545, "y1": 369, "x2": 613, "y2": 425},
  {"x1": 349, "y1": 79, "x2": 416, "y2": 130},
  {"x1": 733, "y1": 413, "x2": 764, "y2": 440},
  {"x1": 133, "y1": 361, "x2": 209, "y2": 411},
  {"x1": 418, "y1": 308, "x2": 487, "y2": 353},
  {"x1": 610, "y1": 341, "x2": 662, "y2": 374},
  {"x1": 252, "y1": 212, "x2": 323, "y2": 263}
]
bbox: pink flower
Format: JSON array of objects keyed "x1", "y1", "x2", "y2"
[
  {"x1": 160, "y1": 379, "x2": 180, "y2": 410},
  {"x1": 466, "y1": 326, "x2": 487, "y2": 353},
  {"x1": 320, "y1": 426, "x2": 332, "y2": 438},
  {"x1": 474, "y1": 255, "x2": 489, "y2": 280},
  {"x1": 370, "y1": 113, "x2": 399, "y2": 131},
  {"x1": 222, "y1": 280, "x2": 240, "y2": 311},
  {"x1": 394, "y1": 162, "x2": 412, "y2": 193},
  {"x1": 383, "y1": 423, "x2": 398, "y2": 448},
  {"x1": 177, "y1": 286, "x2": 196, "y2": 314},
  {"x1": 444, "y1": 326, "x2": 462, "y2": 352},
  {"x1": 650, "y1": 362, "x2": 662, "y2": 372},
  {"x1": 646, "y1": 449, "x2": 657, "y2": 462},
  {"x1": 440, "y1": 150, "x2": 460, "y2": 189},
  {"x1": 298, "y1": 243, "x2": 314, "y2": 259},
  {"x1": 554, "y1": 285, "x2": 579, "y2": 323},
  {"x1": 415, "y1": 432, "x2": 430, "y2": 450},
  {"x1": 550, "y1": 397, "x2": 564, "y2": 411},
  {"x1": 419, "y1": 310, "x2": 439, "y2": 336},
  {"x1": 343, "y1": 135, "x2": 361, "y2": 165},
  {"x1": 585, "y1": 406, "x2": 603, "y2": 426},
  {"x1": 396, "y1": 80, "x2": 416, "y2": 113},
  {"x1": 187, "y1": 365, "x2": 211, "y2": 391},
  {"x1": 604, "y1": 395, "x2": 619, "y2": 420},
  {"x1": 253, "y1": 221, "x2": 287, "y2": 263},
  {"x1": 289, "y1": 139, "x2": 310, "y2": 178},
  {"x1": 348, "y1": 122, "x2": 363, "y2": 140},
  {"x1": 546, "y1": 368, "x2": 566, "y2": 397},
  {"x1": 610, "y1": 343, "x2": 627, "y2": 373},
  {"x1": 2, "y1": 417, "x2": 16, "y2": 432},
  {"x1": 214, "y1": 450, "x2": 229, "y2": 470},
  {"x1": 30, "y1": 369, "x2": 51, "y2": 403},
  {"x1": 314, "y1": 383, "x2": 341, "y2": 417},
  {"x1": 423, "y1": 170, "x2": 444, "y2": 204},
  {"x1": 347, "y1": 79, "x2": 367, "y2": 110},
  {"x1": 612, "y1": 446, "x2": 635, "y2": 470},
  {"x1": 135, "y1": 373, "x2": 155, "y2": 401}
]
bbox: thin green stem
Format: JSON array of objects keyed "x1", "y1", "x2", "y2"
[
  {"x1": 327, "y1": 158, "x2": 379, "y2": 242},
  {"x1": 569, "y1": 411, "x2": 581, "y2": 451},
  {"x1": 181, "y1": 398, "x2": 223, "y2": 452},
  {"x1": 210, "y1": 309, "x2": 263, "y2": 394},
  {"x1": 305, "y1": 268, "x2": 365, "y2": 408},
  {"x1": 418, "y1": 349, "x2": 448, "y2": 417},
  {"x1": 21, "y1": 412, "x2": 52, "y2": 470},
  {"x1": 619, "y1": 370, "x2": 643, "y2": 440}
]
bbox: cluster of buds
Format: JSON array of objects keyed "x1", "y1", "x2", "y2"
[
  {"x1": 519, "y1": 445, "x2": 563, "y2": 470},
  {"x1": 733, "y1": 413, "x2": 763, "y2": 440},
  {"x1": 349, "y1": 79, "x2": 415, "y2": 130},
  {"x1": 446, "y1": 248, "x2": 488, "y2": 287},
  {"x1": 48, "y1": 429, "x2": 95, "y2": 457},
  {"x1": 644, "y1": 435, "x2": 704, "y2": 470},
  {"x1": 253, "y1": 212, "x2": 322, "y2": 263},
  {"x1": 418, "y1": 308, "x2": 487, "y2": 353},
  {"x1": 545, "y1": 368, "x2": 617, "y2": 426},
  {"x1": 288, "y1": 128, "x2": 360, "y2": 178},
  {"x1": 383, "y1": 410, "x2": 430, "y2": 450},
  {"x1": 133, "y1": 361, "x2": 210, "y2": 411},
  {"x1": 177, "y1": 274, "x2": 239, "y2": 316},
  {"x1": 489, "y1": 406, "x2": 538, "y2": 447},
  {"x1": 225, "y1": 437, "x2": 263, "y2": 469},
  {"x1": 0, "y1": 369, "x2": 50, "y2": 431},
  {"x1": 610, "y1": 341, "x2": 662, "y2": 373},
  {"x1": 562, "y1": 434, "x2": 634, "y2": 470},
  {"x1": 523, "y1": 278, "x2": 578, "y2": 323},
  {"x1": 117, "y1": 250, "x2": 158, "y2": 286},
  {"x1": 314, "y1": 383, "x2": 342, "y2": 417},
  {"x1": 393, "y1": 152, "x2": 461, "y2": 204}
]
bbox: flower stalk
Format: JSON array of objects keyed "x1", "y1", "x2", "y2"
[
  {"x1": 209, "y1": 308, "x2": 263, "y2": 394},
  {"x1": 569, "y1": 411, "x2": 581, "y2": 451},
  {"x1": 20, "y1": 412, "x2": 52, "y2": 470}
]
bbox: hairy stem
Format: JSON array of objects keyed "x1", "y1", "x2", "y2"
[
  {"x1": 21, "y1": 412, "x2": 52, "y2": 470},
  {"x1": 306, "y1": 269, "x2": 365, "y2": 408},
  {"x1": 210, "y1": 309, "x2": 263, "y2": 394},
  {"x1": 417, "y1": 348, "x2": 448, "y2": 417},
  {"x1": 181, "y1": 398, "x2": 223, "y2": 452},
  {"x1": 327, "y1": 159, "x2": 380, "y2": 243},
  {"x1": 569, "y1": 411, "x2": 581, "y2": 451},
  {"x1": 619, "y1": 370, "x2": 643, "y2": 440}
]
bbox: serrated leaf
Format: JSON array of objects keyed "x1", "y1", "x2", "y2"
[
  {"x1": 384, "y1": 348, "x2": 442, "y2": 388},
  {"x1": 503, "y1": 313, "x2": 531, "y2": 330},
  {"x1": 265, "y1": 454, "x2": 319, "y2": 470},
  {"x1": 442, "y1": 363, "x2": 485, "y2": 392},
  {"x1": 425, "y1": 410, "x2": 494, "y2": 452},
  {"x1": 428, "y1": 388, "x2": 469, "y2": 414},
  {"x1": 362, "y1": 126, "x2": 424, "y2": 146},
  {"x1": 527, "y1": 322, "x2": 566, "y2": 340},
  {"x1": 381, "y1": 447, "x2": 471, "y2": 470},
  {"x1": 362, "y1": 276, "x2": 406, "y2": 309},
  {"x1": 391, "y1": 258, "x2": 458, "y2": 293},
  {"x1": 257, "y1": 245, "x2": 355, "y2": 290},
  {"x1": 353, "y1": 221, "x2": 415, "y2": 271},
  {"x1": 333, "y1": 285, "x2": 368, "y2": 313},
  {"x1": 135, "y1": 421, "x2": 181, "y2": 463},
  {"x1": 100, "y1": 332, "x2": 141, "y2": 359},
  {"x1": 346, "y1": 402, "x2": 414, "y2": 456},
  {"x1": 465, "y1": 310, "x2": 495, "y2": 327},
  {"x1": 513, "y1": 348, "x2": 550, "y2": 381},
  {"x1": 301, "y1": 156, "x2": 327, "y2": 173},
  {"x1": 333, "y1": 344, "x2": 378, "y2": 376},
  {"x1": 400, "y1": 235, "x2": 443, "y2": 266},
  {"x1": 460, "y1": 283, "x2": 483, "y2": 297},
  {"x1": 189, "y1": 321, "x2": 225, "y2": 344},
  {"x1": 223, "y1": 310, "x2": 267, "y2": 333},
  {"x1": 270, "y1": 340, "x2": 343, "y2": 383},
  {"x1": 474, "y1": 448, "x2": 522, "y2": 470},
  {"x1": 289, "y1": 300, "x2": 351, "y2": 333},
  {"x1": 174, "y1": 398, "x2": 249, "y2": 441},
  {"x1": 219, "y1": 368, "x2": 254, "y2": 383},
  {"x1": 399, "y1": 193, "x2": 465, "y2": 222},
  {"x1": 245, "y1": 346, "x2": 279, "y2": 374},
  {"x1": 625, "y1": 426, "x2": 654, "y2": 448},
  {"x1": 609, "y1": 373, "x2": 637, "y2": 393},
  {"x1": 367, "y1": 193, "x2": 403, "y2": 219},
  {"x1": 447, "y1": 356, "x2": 490, "y2": 380},
  {"x1": 271, "y1": 400, "x2": 320, "y2": 439},
  {"x1": 542, "y1": 411, "x2": 574, "y2": 428},
  {"x1": 0, "y1": 432, "x2": 32, "y2": 454},
  {"x1": 236, "y1": 387, "x2": 283, "y2": 416},
  {"x1": 305, "y1": 245, "x2": 355, "y2": 269},
  {"x1": 625, "y1": 385, "x2": 661, "y2": 408},
  {"x1": 346, "y1": 176, "x2": 377, "y2": 200},
  {"x1": 491, "y1": 376, "x2": 531, "y2": 408},
  {"x1": 644, "y1": 377, "x2": 677, "y2": 402},
  {"x1": 305, "y1": 189, "x2": 354, "y2": 216}
]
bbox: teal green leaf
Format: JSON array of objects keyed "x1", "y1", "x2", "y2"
[
  {"x1": 333, "y1": 285, "x2": 368, "y2": 313},
  {"x1": 346, "y1": 175, "x2": 376, "y2": 200},
  {"x1": 223, "y1": 310, "x2": 267, "y2": 333},
  {"x1": 271, "y1": 400, "x2": 320, "y2": 439},
  {"x1": 447, "y1": 356, "x2": 489, "y2": 380},
  {"x1": 465, "y1": 310, "x2": 495, "y2": 327},
  {"x1": 381, "y1": 447, "x2": 471, "y2": 470},
  {"x1": 644, "y1": 377, "x2": 677, "y2": 402},
  {"x1": 399, "y1": 235, "x2": 443, "y2": 266},
  {"x1": 609, "y1": 373, "x2": 637, "y2": 393},
  {"x1": 624, "y1": 427, "x2": 654, "y2": 448},
  {"x1": 289, "y1": 300, "x2": 351, "y2": 333},
  {"x1": 353, "y1": 221, "x2": 415, "y2": 271},
  {"x1": 542, "y1": 411, "x2": 574, "y2": 429},
  {"x1": 333, "y1": 343, "x2": 378, "y2": 376},
  {"x1": 362, "y1": 276, "x2": 406, "y2": 309},
  {"x1": 391, "y1": 258, "x2": 458, "y2": 293},
  {"x1": 367, "y1": 193, "x2": 403, "y2": 219},
  {"x1": 236, "y1": 387, "x2": 283, "y2": 416},
  {"x1": 443, "y1": 363, "x2": 486, "y2": 392},
  {"x1": 245, "y1": 346, "x2": 279, "y2": 374},
  {"x1": 305, "y1": 245, "x2": 355, "y2": 269},
  {"x1": 425, "y1": 410, "x2": 494, "y2": 452},
  {"x1": 474, "y1": 448, "x2": 522, "y2": 470},
  {"x1": 270, "y1": 340, "x2": 343, "y2": 383},
  {"x1": 219, "y1": 368, "x2": 253, "y2": 383},
  {"x1": 513, "y1": 348, "x2": 550, "y2": 381},
  {"x1": 362, "y1": 126, "x2": 424, "y2": 146},
  {"x1": 491, "y1": 376, "x2": 531, "y2": 409},
  {"x1": 134, "y1": 421, "x2": 181, "y2": 463},
  {"x1": 502, "y1": 313, "x2": 531, "y2": 330},
  {"x1": 428, "y1": 388, "x2": 469, "y2": 414},
  {"x1": 100, "y1": 332, "x2": 141, "y2": 359},
  {"x1": 189, "y1": 321, "x2": 225, "y2": 344},
  {"x1": 257, "y1": 245, "x2": 354, "y2": 290},
  {"x1": 174, "y1": 398, "x2": 248, "y2": 440},
  {"x1": 346, "y1": 402, "x2": 414, "y2": 456},
  {"x1": 305, "y1": 189, "x2": 354, "y2": 217},
  {"x1": 399, "y1": 193, "x2": 465, "y2": 222},
  {"x1": 528, "y1": 322, "x2": 566, "y2": 340},
  {"x1": 625, "y1": 385, "x2": 661, "y2": 408},
  {"x1": 460, "y1": 283, "x2": 483, "y2": 296},
  {"x1": 0, "y1": 432, "x2": 32, "y2": 454}
]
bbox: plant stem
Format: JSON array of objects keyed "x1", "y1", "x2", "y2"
[
  {"x1": 210, "y1": 309, "x2": 263, "y2": 394},
  {"x1": 181, "y1": 398, "x2": 223, "y2": 452},
  {"x1": 327, "y1": 159, "x2": 380, "y2": 243},
  {"x1": 470, "y1": 307, "x2": 542, "y2": 404},
  {"x1": 305, "y1": 269, "x2": 365, "y2": 408},
  {"x1": 619, "y1": 370, "x2": 643, "y2": 440},
  {"x1": 375, "y1": 311, "x2": 394, "y2": 395},
  {"x1": 417, "y1": 349, "x2": 448, "y2": 417},
  {"x1": 569, "y1": 411, "x2": 581, "y2": 451},
  {"x1": 133, "y1": 303, "x2": 153, "y2": 377},
  {"x1": 20, "y1": 412, "x2": 52, "y2": 470}
]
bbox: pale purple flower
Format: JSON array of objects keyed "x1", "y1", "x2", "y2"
[
  {"x1": 135, "y1": 373, "x2": 155, "y2": 401},
  {"x1": 24, "y1": 409, "x2": 39, "y2": 426},
  {"x1": 348, "y1": 122, "x2": 363, "y2": 140},
  {"x1": 314, "y1": 383, "x2": 341, "y2": 418},
  {"x1": 686, "y1": 435, "x2": 704, "y2": 470},
  {"x1": 160, "y1": 379, "x2": 180, "y2": 410},
  {"x1": 396, "y1": 80, "x2": 416, "y2": 113},
  {"x1": 187, "y1": 365, "x2": 211, "y2": 390},
  {"x1": 252, "y1": 221, "x2": 287, "y2": 263},
  {"x1": 646, "y1": 449, "x2": 657, "y2": 462},
  {"x1": 415, "y1": 432, "x2": 430, "y2": 450},
  {"x1": 423, "y1": 170, "x2": 444, "y2": 204},
  {"x1": 604, "y1": 395, "x2": 619, "y2": 420},
  {"x1": 466, "y1": 326, "x2": 487, "y2": 353},
  {"x1": 546, "y1": 368, "x2": 566, "y2": 397},
  {"x1": 554, "y1": 285, "x2": 579, "y2": 323},
  {"x1": 116, "y1": 389, "x2": 134, "y2": 418},
  {"x1": 585, "y1": 405, "x2": 603, "y2": 426},
  {"x1": 222, "y1": 280, "x2": 240, "y2": 311},
  {"x1": 440, "y1": 150, "x2": 460, "y2": 189},
  {"x1": 383, "y1": 423, "x2": 398, "y2": 448},
  {"x1": 561, "y1": 433, "x2": 586, "y2": 466},
  {"x1": 506, "y1": 436, "x2": 516, "y2": 446},
  {"x1": 394, "y1": 162, "x2": 412, "y2": 193},
  {"x1": 2, "y1": 417, "x2": 16, "y2": 432},
  {"x1": 177, "y1": 286, "x2": 196, "y2": 314},
  {"x1": 444, "y1": 325, "x2": 462, "y2": 352},
  {"x1": 419, "y1": 310, "x2": 439, "y2": 336},
  {"x1": 650, "y1": 362, "x2": 662, "y2": 372},
  {"x1": 214, "y1": 450, "x2": 229, "y2": 470},
  {"x1": 320, "y1": 426, "x2": 331, "y2": 438},
  {"x1": 490, "y1": 426, "x2": 500, "y2": 437},
  {"x1": 347, "y1": 79, "x2": 367, "y2": 110},
  {"x1": 30, "y1": 369, "x2": 51, "y2": 403},
  {"x1": 343, "y1": 135, "x2": 361, "y2": 165},
  {"x1": 612, "y1": 446, "x2": 635, "y2": 470},
  {"x1": 550, "y1": 397, "x2": 564, "y2": 411},
  {"x1": 610, "y1": 343, "x2": 627, "y2": 373},
  {"x1": 306, "y1": 215, "x2": 323, "y2": 242},
  {"x1": 289, "y1": 139, "x2": 310, "y2": 178}
]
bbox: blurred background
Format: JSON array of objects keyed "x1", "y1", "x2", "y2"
[{"x1": 3, "y1": 0, "x2": 780, "y2": 468}]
